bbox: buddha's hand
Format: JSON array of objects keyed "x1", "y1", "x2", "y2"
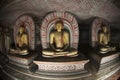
[{"x1": 56, "y1": 49, "x2": 63, "y2": 52}]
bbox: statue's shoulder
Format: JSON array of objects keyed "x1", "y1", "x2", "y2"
[
  {"x1": 50, "y1": 31, "x2": 55, "y2": 36},
  {"x1": 99, "y1": 31, "x2": 105, "y2": 37},
  {"x1": 62, "y1": 29, "x2": 69, "y2": 36}
]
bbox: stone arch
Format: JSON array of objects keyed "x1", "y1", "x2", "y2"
[
  {"x1": 14, "y1": 15, "x2": 35, "y2": 50},
  {"x1": 91, "y1": 17, "x2": 110, "y2": 47}
]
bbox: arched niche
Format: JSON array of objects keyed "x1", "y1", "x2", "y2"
[
  {"x1": 14, "y1": 15, "x2": 35, "y2": 50},
  {"x1": 91, "y1": 17, "x2": 110, "y2": 47},
  {"x1": 40, "y1": 12, "x2": 79, "y2": 49}
]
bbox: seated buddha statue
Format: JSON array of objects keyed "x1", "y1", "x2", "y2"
[
  {"x1": 42, "y1": 20, "x2": 78, "y2": 57},
  {"x1": 98, "y1": 26, "x2": 116, "y2": 53},
  {"x1": 10, "y1": 24, "x2": 29, "y2": 55}
]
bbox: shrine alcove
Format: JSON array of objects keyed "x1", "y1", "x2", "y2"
[
  {"x1": 40, "y1": 12, "x2": 79, "y2": 50},
  {"x1": 13, "y1": 15, "x2": 35, "y2": 50},
  {"x1": 90, "y1": 17, "x2": 110, "y2": 47}
]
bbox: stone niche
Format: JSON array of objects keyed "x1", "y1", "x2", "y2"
[
  {"x1": 34, "y1": 12, "x2": 90, "y2": 78},
  {"x1": 40, "y1": 12, "x2": 79, "y2": 49},
  {"x1": 13, "y1": 15, "x2": 35, "y2": 50},
  {"x1": 91, "y1": 18, "x2": 110, "y2": 47},
  {"x1": 86, "y1": 17, "x2": 120, "y2": 76},
  {"x1": 7, "y1": 15, "x2": 37, "y2": 71}
]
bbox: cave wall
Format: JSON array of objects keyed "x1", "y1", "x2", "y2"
[{"x1": 0, "y1": 0, "x2": 120, "y2": 44}]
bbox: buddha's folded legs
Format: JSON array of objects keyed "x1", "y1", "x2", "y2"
[
  {"x1": 99, "y1": 46, "x2": 116, "y2": 53},
  {"x1": 42, "y1": 49, "x2": 78, "y2": 58},
  {"x1": 10, "y1": 49, "x2": 28, "y2": 55}
]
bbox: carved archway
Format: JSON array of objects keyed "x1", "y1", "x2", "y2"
[
  {"x1": 14, "y1": 15, "x2": 35, "y2": 50},
  {"x1": 91, "y1": 18, "x2": 110, "y2": 47},
  {"x1": 40, "y1": 12, "x2": 79, "y2": 49}
]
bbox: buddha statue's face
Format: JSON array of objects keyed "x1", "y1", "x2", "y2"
[
  {"x1": 19, "y1": 27, "x2": 24, "y2": 34},
  {"x1": 56, "y1": 23, "x2": 63, "y2": 32},
  {"x1": 102, "y1": 26, "x2": 107, "y2": 33}
]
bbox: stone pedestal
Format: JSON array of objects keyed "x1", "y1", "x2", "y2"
[
  {"x1": 34, "y1": 60, "x2": 89, "y2": 73},
  {"x1": 8, "y1": 53, "x2": 37, "y2": 65},
  {"x1": 86, "y1": 48, "x2": 120, "y2": 74},
  {"x1": 96, "y1": 61, "x2": 120, "y2": 80},
  {"x1": 7, "y1": 52, "x2": 37, "y2": 71},
  {"x1": 1, "y1": 53, "x2": 93, "y2": 80},
  {"x1": 100, "y1": 52, "x2": 120, "y2": 65},
  {"x1": 2, "y1": 62, "x2": 92, "y2": 80},
  {"x1": 33, "y1": 53, "x2": 90, "y2": 78}
]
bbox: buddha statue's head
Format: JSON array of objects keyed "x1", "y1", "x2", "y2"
[
  {"x1": 19, "y1": 25, "x2": 25, "y2": 34},
  {"x1": 55, "y1": 20, "x2": 64, "y2": 32},
  {"x1": 102, "y1": 26, "x2": 108, "y2": 33}
]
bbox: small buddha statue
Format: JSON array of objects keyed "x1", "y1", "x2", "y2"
[
  {"x1": 42, "y1": 19, "x2": 78, "y2": 57},
  {"x1": 98, "y1": 26, "x2": 116, "y2": 53},
  {"x1": 10, "y1": 24, "x2": 29, "y2": 55}
]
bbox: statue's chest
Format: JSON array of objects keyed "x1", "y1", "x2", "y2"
[
  {"x1": 54, "y1": 32, "x2": 63, "y2": 39},
  {"x1": 103, "y1": 34, "x2": 108, "y2": 40}
]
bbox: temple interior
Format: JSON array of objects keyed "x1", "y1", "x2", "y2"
[{"x1": 0, "y1": 0, "x2": 120, "y2": 80}]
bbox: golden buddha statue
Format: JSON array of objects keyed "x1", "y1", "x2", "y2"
[
  {"x1": 42, "y1": 20, "x2": 78, "y2": 57},
  {"x1": 16, "y1": 26, "x2": 28, "y2": 49},
  {"x1": 98, "y1": 26, "x2": 116, "y2": 53},
  {"x1": 10, "y1": 25, "x2": 29, "y2": 55}
]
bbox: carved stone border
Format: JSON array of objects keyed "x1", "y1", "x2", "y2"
[{"x1": 34, "y1": 60, "x2": 89, "y2": 72}]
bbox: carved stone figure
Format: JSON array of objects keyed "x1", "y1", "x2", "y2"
[
  {"x1": 42, "y1": 19, "x2": 78, "y2": 57},
  {"x1": 98, "y1": 26, "x2": 116, "y2": 53},
  {"x1": 10, "y1": 24, "x2": 29, "y2": 55}
]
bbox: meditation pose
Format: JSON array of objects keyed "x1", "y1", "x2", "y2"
[
  {"x1": 10, "y1": 24, "x2": 29, "y2": 55},
  {"x1": 50, "y1": 20, "x2": 69, "y2": 52},
  {"x1": 98, "y1": 26, "x2": 115, "y2": 53},
  {"x1": 42, "y1": 20, "x2": 78, "y2": 57},
  {"x1": 16, "y1": 25, "x2": 28, "y2": 50}
]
